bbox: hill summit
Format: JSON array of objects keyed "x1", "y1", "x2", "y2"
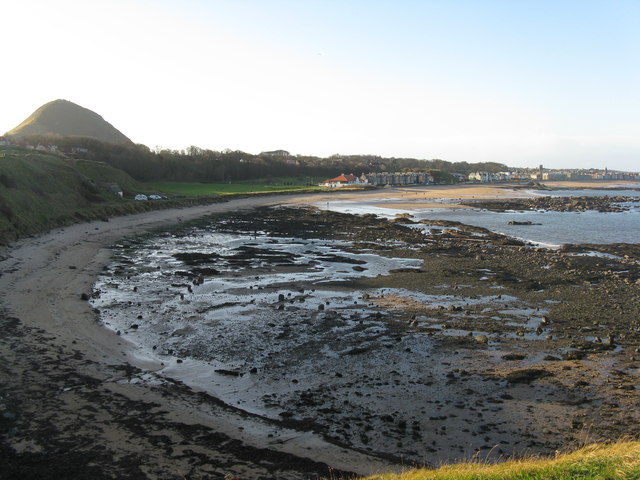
[{"x1": 6, "y1": 99, "x2": 133, "y2": 145}]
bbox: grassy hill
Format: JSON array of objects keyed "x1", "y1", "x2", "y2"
[
  {"x1": 6, "y1": 99, "x2": 133, "y2": 145},
  {"x1": 0, "y1": 147, "x2": 150, "y2": 243},
  {"x1": 0, "y1": 147, "x2": 333, "y2": 245},
  {"x1": 362, "y1": 440, "x2": 640, "y2": 480}
]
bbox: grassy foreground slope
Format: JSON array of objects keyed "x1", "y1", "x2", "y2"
[
  {"x1": 0, "y1": 148, "x2": 152, "y2": 243},
  {"x1": 362, "y1": 441, "x2": 640, "y2": 480}
]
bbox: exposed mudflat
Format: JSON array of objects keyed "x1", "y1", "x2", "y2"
[
  {"x1": 1, "y1": 194, "x2": 638, "y2": 479},
  {"x1": 0, "y1": 197, "x2": 390, "y2": 480},
  {"x1": 91, "y1": 206, "x2": 640, "y2": 467}
]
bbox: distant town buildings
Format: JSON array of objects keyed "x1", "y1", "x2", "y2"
[
  {"x1": 261, "y1": 150, "x2": 290, "y2": 157},
  {"x1": 524, "y1": 166, "x2": 637, "y2": 182},
  {"x1": 320, "y1": 166, "x2": 639, "y2": 188},
  {"x1": 467, "y1": 171, "x2": 512, "y2": 183},
  {"x1": 319, "y1": 172, "x2": 436, "y2": 187},
  {"x1": 467, "y1": 166, "x2": 637, "y2": 183},
  {"x1": 362, "y1": 172, "x2": 434, "y2": 186},
  {"x1": 1, "y1": 137, "x2": 637, "y2": 184},
  {"x1": 260, "y1": 149, "x2": 299, "y2": 165}
]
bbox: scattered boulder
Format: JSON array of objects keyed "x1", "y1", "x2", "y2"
[
  {"x1": 562, "y1": 350, "x2": 586, "y2": 360},
  {"x1": 507, "y1": 220, "x2": 536, "y2": 226},
  {"x1": 501, "y1": 353, "x2": 526, "y2": 361},
  {"x1": 215, "y1": 368, "x2": 242, "y2": 377},
  {"x1": 344, "y1": 346, "x2": 370, "y2": 356},
  {"x1": 504, "y1": 368, "x2": 551, "y2": 384}
]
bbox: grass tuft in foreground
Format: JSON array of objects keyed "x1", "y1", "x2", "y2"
[{"x1": 360, "y1": 441, "x2": 640, "y2": 480}]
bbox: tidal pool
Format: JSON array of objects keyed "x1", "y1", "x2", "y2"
[{"x1": 91, "y1": 212, "x2": 581, "y2": 464}]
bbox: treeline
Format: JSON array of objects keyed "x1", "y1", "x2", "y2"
[{"x1": 9, "y1": 134, "x2": 508, "y2": 183}]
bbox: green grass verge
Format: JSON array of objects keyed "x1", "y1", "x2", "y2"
[
  {"x1": 149, "y1": 181, "x2": 323, "y2": 195},
  {"x1": 0, "y1": 148, "x2": 218, "y2": 243},
  {"x1": 360, "y1": 441, "x2": 640, "y2": 480},
  {"x1": 235, "y1": 176, "x2": 325, "y2": 186},
  {"x1": 0, "y1": 149, "x2": 334, "y2": 244},
  {"x1": 0, "y1": 148, "x2": 365, "y2": 244}
]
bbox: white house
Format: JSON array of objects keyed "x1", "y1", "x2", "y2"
[{"x1": 320, "y1": 173, "x2": 363, "y2": 188}]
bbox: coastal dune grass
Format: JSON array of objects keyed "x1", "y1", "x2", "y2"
[{"x1": 361, "y1": 441, "x2": 640, "y2": 480}]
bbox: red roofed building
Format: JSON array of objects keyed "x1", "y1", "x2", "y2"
[{"x1": 320, "y1": 173, "x2": 365, "y2": 188}]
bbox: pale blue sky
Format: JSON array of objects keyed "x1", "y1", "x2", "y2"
[{"x1": 2, "y1": 0, "x2": 638, "y2": 170}]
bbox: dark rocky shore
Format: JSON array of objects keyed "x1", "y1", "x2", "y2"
[
  {"x1": 270, "y1": 208, "x2": 640, "y2": 448},
  {"x1": 2, "y1": 205, "x2": 638, "y2": 478},
  {"x1": 461, "y1": 195, "x2": 639, "y2": 213},
  {"x1": 0, "y1": 310, "x2": 348, "y2": 480}
]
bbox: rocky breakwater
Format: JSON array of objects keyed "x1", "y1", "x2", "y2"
[{"x1": 461, "y1": 195, "x2": 638, "y2": 212}]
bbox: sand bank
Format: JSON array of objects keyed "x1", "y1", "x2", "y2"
[{"x1": 285, "y1": 181, "x2": 638, "y2": 212}]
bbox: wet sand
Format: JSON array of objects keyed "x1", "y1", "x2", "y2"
[
  {"x1": 0, "y1": 196, "x2": 396, "y2": 479},
  {"x1": 288, "y1": 184, "x2": 528, "y2": 207},
  {"x1": 287, "y1": 181, "x2": 639, "y2": 211}
]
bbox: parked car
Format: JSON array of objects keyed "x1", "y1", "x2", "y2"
[
  {"x1": 148, "y1": 194, "x2": 162, "y2": 200},
  {"x1": 134, "y1": 194, "x2": 148, "y2": 201}
]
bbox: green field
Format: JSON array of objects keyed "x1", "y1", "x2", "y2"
[{"x1": 149, "y1": 181, "x2": 323, "y2": 196}]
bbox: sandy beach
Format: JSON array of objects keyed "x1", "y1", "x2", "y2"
[
  {"x1": 1, "y1": 182, "x2": 638, "y2": 478},
  {"x1": 288, "y1": 183, "x2": 531, "y2": 209},
  {"x1": 287, "y1": 181, "x2": 639, "y2": 211}
]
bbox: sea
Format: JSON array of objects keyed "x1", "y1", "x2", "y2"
[{"x1": 318, "y1": 186, "x2": 640, "y2": 247}]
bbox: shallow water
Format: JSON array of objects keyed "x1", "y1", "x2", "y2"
[
  {"x1": 413, "y1": 208, "x2": 640, "y2": 246},
  {"x1": 320, "y1": 188, "x2": 640, "y2": 246}
]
